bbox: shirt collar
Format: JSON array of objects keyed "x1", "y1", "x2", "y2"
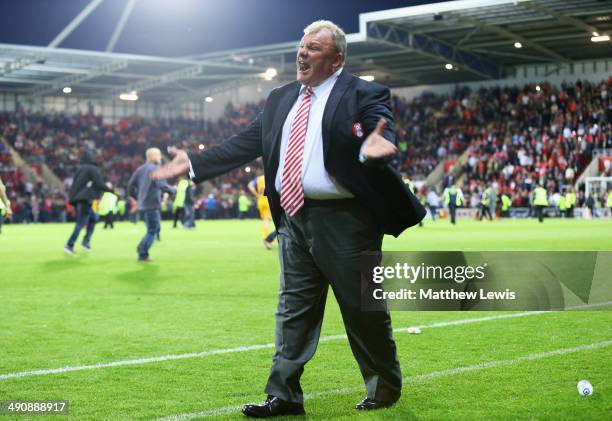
[{"x1": 300, "y1": 67, "x2": 343, "y2": 98}]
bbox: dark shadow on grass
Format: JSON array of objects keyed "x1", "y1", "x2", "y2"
[
  {"x1": 275, "y1": 415, "x2": 307, "y2": 420},
  {"x1": 42, "y1": 254, "x2": 88, "y2": 272},
  {"x1": 302, "y1": 394, "x2": 418, "y2": 420},
  {"x1": 115, "y1": 263, "x2": 165, "y2": 289}
]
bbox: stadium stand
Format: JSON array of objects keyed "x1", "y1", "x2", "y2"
[
  {"x1": 0, "y1": 101, "x2": 266, "y2": 221},
  {"x1": 441, "y1": 78, "x2": 612, "y2": 207},
  {"x1": 1, "y1": 76, "x2": 610, "y2": 222}
]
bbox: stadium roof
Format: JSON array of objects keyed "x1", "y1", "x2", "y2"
[{"x1": 0, "y1": 0, "x2": 610, "y2": 105}]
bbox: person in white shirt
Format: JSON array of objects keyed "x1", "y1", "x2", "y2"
[{"x1": 426, "y1": 189, "x2": 440, "y2": 221}]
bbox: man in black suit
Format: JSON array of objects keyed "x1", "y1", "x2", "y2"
[{"x1": 153, "y1": 20, "x2": 425, "y2": 418}]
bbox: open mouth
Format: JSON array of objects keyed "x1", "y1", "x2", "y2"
[{"x1": 298, "y1": 60, "x2": 310, "y2": 72}]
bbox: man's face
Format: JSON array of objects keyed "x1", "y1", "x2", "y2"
[
  {"x1": 296, "y1": 29, "x2": 342, "y2": 87},
  {"x1": 153, "y1": 152, "x2": 162, "y2": 164}
]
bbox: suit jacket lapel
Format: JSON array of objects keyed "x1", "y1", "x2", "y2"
[{"x1": 322, "y1": 70, "x2": 352, "y2": 159}]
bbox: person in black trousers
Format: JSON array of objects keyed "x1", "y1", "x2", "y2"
[{"x1": 153, "y1": 20, "x2": 425, "y2": 418}]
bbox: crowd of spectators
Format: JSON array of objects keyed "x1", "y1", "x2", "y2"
[
  {"x1": 0, "y1": 101, "x2": 264, "y2": 222},
  {"x1": 454, "y1": 79, "x2": 611, "y2": 208},
  {"x1": 0, "y1": 78, "x2": 610, "y2": 222},
  {"x1": 0, "y1": 146, "x2": 70, "y2": 223},
  {"x1": 392, "y1": 89, "x2": 472, "y2": 180}
]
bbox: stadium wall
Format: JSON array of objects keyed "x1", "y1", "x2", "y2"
[{"x1": 0, "y1": 92, "x2": 164, "y2": 123}]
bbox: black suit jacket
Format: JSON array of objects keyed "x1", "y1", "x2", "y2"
[{"x1": 189, "y1": 70, "x2": 426, "y2": 237}]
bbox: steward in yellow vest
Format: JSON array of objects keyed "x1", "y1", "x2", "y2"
[
  {"x1": 500, "y1": 194, "x2": 511, "y2": 217},
  {"x1": 98, "y1": 191, "x2": 118, "y2": 229},
  {"x1": 565, "y1": 189, "x2": 576, "y2": 218},
  {"x1": 443, "y1": 185, "x2": 463, "y2": 225},
  {"x1": 533, "y1": 185, "x2": 548, "y2": 223}
]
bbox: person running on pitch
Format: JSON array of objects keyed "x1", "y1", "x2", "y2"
[
  {"x1": 248, "y1": 173, "x2": 277, "y2": 249},
  {"x1": 128, "y1": 147, "x2": 175, "y2": 262},
  {"x1": 64, "y1": 149, "x2": 114, "y2": 254}
]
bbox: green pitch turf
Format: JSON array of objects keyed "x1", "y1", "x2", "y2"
[{"x1": 0, "y1": 218, "x2": 611, "y2": 420}]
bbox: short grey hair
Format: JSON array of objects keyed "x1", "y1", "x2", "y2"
[
  {"x1": 303, "y1": 20, "x2": 347, "y2": 64},
  {"x1": 146, "y1": 147, "x2": 161, "y2": 162}
]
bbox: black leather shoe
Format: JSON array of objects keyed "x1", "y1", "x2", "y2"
[
  {"x1": 355, "y1": 396, "x2": 399, "y2": 410},
  {"x1": 242, "y1": 396, "x2": 305, "y2": 418}
]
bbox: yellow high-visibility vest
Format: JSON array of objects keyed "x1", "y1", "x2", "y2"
[
  {"x1": 501, "y1": 194, "x2": 511, "y2": 211},
  {"x1": 444, "y1": 186, "x2": 462, "y2": 206},
  {"x1": 98, "y1": 192, "x2": 118, "y2": 216},
  {"x1": 558, "y1": 195, "x2": 567, "y2": 211},
  {"x1": 534, "y1": 187, "x2": 548, "y2": 206},
  {"x1": 173, "y1": 179, "x2": 189, "y2": 210}
]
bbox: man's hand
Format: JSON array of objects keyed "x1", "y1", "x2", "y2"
[
  {"x1": 151, "y1": 146, "x2": 190, "y2": 180},
  {"x1": 5, "y1": 204, "x2": 12, "y2": 218},
  {"x1": 361, "y1": 118, "x2": 399, "y2": 161}
]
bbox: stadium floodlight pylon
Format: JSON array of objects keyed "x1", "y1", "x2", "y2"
[
  {"x1": 47, "y1": 0, "x2": 105, "y2": 48},
  {"x1": 105, "y1": 0, "x2": 137, "y2": 53}
]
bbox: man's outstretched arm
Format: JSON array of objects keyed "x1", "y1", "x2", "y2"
[
  {"x1": 152, "y1": 113, "x2": 263, "y2": 182},
  {"x1": 358, "y1": 85, "x2": 398, "y2": 165}
]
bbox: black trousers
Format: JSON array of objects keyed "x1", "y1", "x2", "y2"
[
  {"x1": 103, "y1": 213, "x2": 114, "y2": 229},
  {"x1": 479, "y1": 204, "x2": 492, "y2": 220},
  {"x1": 449, "y1": 204, "x2": 457, "y2": 224},
  {"x1": 264, "y1": 200, "x2": 401, "y2": 404},
  {"x1": 536, "y1": 205, "x2": 545, "y2": 222},
  {"x1": 173, "y1": 207, "x2": 184, "y2": 228}
]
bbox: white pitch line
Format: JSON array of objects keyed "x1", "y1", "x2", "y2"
[
  {"x1": 1, "y1": 300, "x2": 610, "y2": 381},
  {"x1": 152, "y1": 339, "x2": 612, "y2": 421},
  {"x1": 0, "y1": 344, "x2": 273, "y2": 381}
]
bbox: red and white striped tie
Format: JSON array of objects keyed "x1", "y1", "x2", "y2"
[{"x1": 280, "y1": 87, "x2": 313, "y2": 217}]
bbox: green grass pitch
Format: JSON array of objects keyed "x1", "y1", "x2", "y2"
[{"x1": 1, "y1": 218, "x2": 611, "y2": 420}]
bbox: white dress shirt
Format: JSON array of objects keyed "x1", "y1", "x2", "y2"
[
  {"x1": 189, "y1": 68, "x2": 365, "y2": 196},
  {"x1": 274, "y1": 68, "x2": 354, "y2": 199}
]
